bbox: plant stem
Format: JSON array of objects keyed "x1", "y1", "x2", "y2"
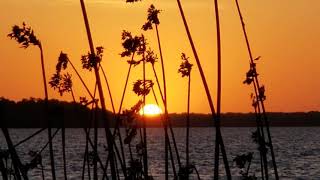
[
  {"x1": 62, "y1": 126, "x2": 68, "y2": 180},
  {"x1": 1, "y1": 128, "x2": 24, "y2": 180},
  {"x1": 142, "y1": 40, "x2": 149, "y2": 179},
  {"x1": 177, "y1": 0, "x2": 231, "y2": 179},
  {"x1": 0, "y1": 152, "x2": 8, "y2": 180},
  {"x1": 186, "y1": 73, "x2": 191, "y2": 179},
  {"x1": 234, "y1": 0, "x2": 279, "y2": 179},
  {"x1": 79, "y1": 1, "x2": 117, "y2": 179},
  {"x1": 156, "y1": 24, "x2": 182, "y2": 175},
  {"x1": 39, "y1": 43, "x2": 56, "y2": 180}
]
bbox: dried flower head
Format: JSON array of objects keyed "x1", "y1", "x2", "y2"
[
  {"x1": 133, "y1": 80, "x2": 154, "y2": 96},
  {"x1": 81, "y1": 46, "x2": 104, "y2": 71},
  {"x1": 8, "y1": 22, "x2": 40, "y2": 48},
  {"x1": 49, "y1": 71, "x2": 73, "y2": 96},
  {"x1": 142, "y1": 4, "x2": 161, "y2": 31},
  {"x1": 178, "y1": 53, "x2": 193, "y2": 77},
  {"x1": 145, "y1": 49, "x2": 158, "y2": 65},
  {"x1": 120, "y1": 30, "x2": 144, "y2": 58},
  {"x1": 56, "y1": 52, "x2": 69, "y2": 73}
]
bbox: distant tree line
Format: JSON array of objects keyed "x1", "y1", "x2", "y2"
[
  {"x1": 0, "y1": 97, "x2": 111, "y2": 127},
  {"x1": 1, "y1": 97, "x2": 320, "y2": 127}
]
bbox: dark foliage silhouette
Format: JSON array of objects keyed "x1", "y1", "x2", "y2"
[
  {"x1": 142, "y1": 5, "x2": 161, "y2": 31},
  {"x1": 178, "y1": 53, "x2": 193, "y2": 77},
  {"x1": 133, "y1": 80, "x2": 154, "y2": 97},
  {"x1": 8, "y1": 22, "x2": 40, "y2": 48},
  {"x1": 81, "y1": 46, "x2": 104, "y2": 71}
]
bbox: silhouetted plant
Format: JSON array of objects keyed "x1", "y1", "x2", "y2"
[
  {"x1": 8, "y1": 22, "x2": 56, "y2": 179},
  {"x1": 86, "y1": 150, "x2": 98, "y2": 167},
  {"x1": 178, "y1": 53, "x2": 193, "y2": 77},
  {"x1": 142, "y1": 5, "x2": 161, "y2": 31},
  {"x1": 121, "y1": 30, "x2": 144, "y2": 58},
  {"x1": 25, "y1": 150, "x2": 42, "y2": 171},
  {"x1": 121, "y1": 100, "x2": 143, "y2": 144},
  {"x1": 145, "y1": 49, "x2": 158, "y2": 65},
  {"x1": 178, "y1": 53, "x2": 193, "y2": 180},
  {"x1": 50, "y1": 52, "x2": 75, "y2": 98},
  {"x1": 176, "y1": 1, "x2": 232, "y2": 178},
  {"x1": 142, "y1": 4, "x2": 182, "y2": 178},
  {"x1": 49, "y1": 73, "x2": 73, "y2": 96},
  {"x1": 133, "y1": 80, "x2": 154, "y2": 96},
  {"x1": 233, "y1": 152, "x2": 257, "y2": 180},
  {"x1": 236, "y1": 0, "x2": 279, "y2": 178},
  {"x1": 8, "y1": 22, "x2": 40, "y2": 48},
  {"x1": 56, "y1": 52, "x2": 69, "y2": 72},
  {"x1": 126, "y1": 159, "x2": 143, "y2": 179},
  {"x1": 81, "y1": 46, "x2": 104, "y2": 71}
]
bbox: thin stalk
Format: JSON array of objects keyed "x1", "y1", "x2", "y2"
[
  {"x1": 117, "y1": 53, "x2": 135, "y2": 114},
  {"x1": 177, "y1": 1, "x2": 231, "y2": 179},
  {"x1": 67, "y1": 59, "x2": 95, "y2": 100},
  {"x1": 14, "y1": 128, "x2": 46, "y2": 148},
  {"x1": 253, "y1": 82, "x2": 269, "y2": 180},
  {"x1": 186, "y1": 73, "x2": 191, "y2": 179},
  {"x1": 154, "y1": 24, "x2": 169, "y2": 179},
  {"x1": 39, "y1": 44, "x2": 56, "y2": 180},
  {"x1": 0, "y1": 156, "x2": 8, "y2": 180},
  {"x1": 151, "y1": 87, "x2": 177, "y2": 178},
  {"x1": 79, "y1": 1, "x2": 117, "y2": 179},
  {"x1": 62, "y1": 126, "x2": 68, "y2": 180},
  {"x1": 100, "y1": 64, "x2": 128, "y2": 177},
  {"x1": 213, "y1": 0, "x2": 232, "y2": 178},
  {"x1": 70, "y1": 88, "x2": 76, "y2": 102},
  {"x1": 253, "y1": 106, "x2": 266, "y2": 180},
  {"x1": 234, "y1": 0, "x2": 278, "y2": 179},
  {"x1": 100, "y1": 65, "x2": 116, "y2": 113},
  {"x1": 142, "y1": 46, "x2": 148, "y2": 179},
  {"x1": 82, "y1": 128, "x2": 89, "y2": 180},
  {"x1": 156, "y1": 23, "x2": 181, "y2": 172},
  {"x1": 213, "y1": 0, "x2": 221, "y2": 177},
  {"x1": 151, "y1": 65, "x2": 164, "y2": 101},
  {"x1": 94, "y1": 109, "x2": 98, "y2": 180},
  {"x1": 1, "y1": 128, "x2": 24, "y2": 180},
  {"x1": 40, "y1": 163, "x2": 45, "y2": 180}
]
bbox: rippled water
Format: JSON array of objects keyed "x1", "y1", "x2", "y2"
[{"x1": 1, "y1": 127, "x2": 319, "y2": 179}]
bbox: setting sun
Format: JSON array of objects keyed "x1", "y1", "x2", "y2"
[{"x1": 139, "y1": 104, "x2": 163, "y2": 116}]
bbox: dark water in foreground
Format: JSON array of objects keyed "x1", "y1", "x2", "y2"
[{"x1": 1, "y1": 127, "x2": 319, "y2": 179}]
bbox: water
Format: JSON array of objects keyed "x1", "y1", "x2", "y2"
[{"x1": 1, "y1": 127, "x2": 319, "y2": 179}]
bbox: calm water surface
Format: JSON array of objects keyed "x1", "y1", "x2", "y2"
[{"x1": 1, "y1": 127, "x2": 319, "y2": 179}]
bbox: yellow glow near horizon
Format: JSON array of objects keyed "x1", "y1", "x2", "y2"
[{"x1": 140, "y1": 104, "x2": 163, "y2": 116}]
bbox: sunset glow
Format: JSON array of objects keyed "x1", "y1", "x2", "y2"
[
  {"x1": 140, "y1": 104, "x2": 163, "y2": 116},
  {"x1": 0, "y1": 0, "x2": 320, "y2": 113}
]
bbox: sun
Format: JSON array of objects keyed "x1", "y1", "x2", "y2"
[{"x1": 139, "y1": 104, "x2": 163, "y2": 116}]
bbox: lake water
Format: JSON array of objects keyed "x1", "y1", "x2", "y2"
[{"x1": 1, "y1": 127, "x2": 319, "y2": 179}]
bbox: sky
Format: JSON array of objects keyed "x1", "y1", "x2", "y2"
[{"x1": 0, "y1": 0, "x2": 320, "y2": 113}]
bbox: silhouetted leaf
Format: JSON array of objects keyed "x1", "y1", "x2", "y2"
[{"x1": 254, "y1": 56, "x2": 261, "y2": 61}]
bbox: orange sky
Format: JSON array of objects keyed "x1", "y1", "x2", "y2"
[{"x1": 1, "y1": 0, "x2": 320, "y2": 113}]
